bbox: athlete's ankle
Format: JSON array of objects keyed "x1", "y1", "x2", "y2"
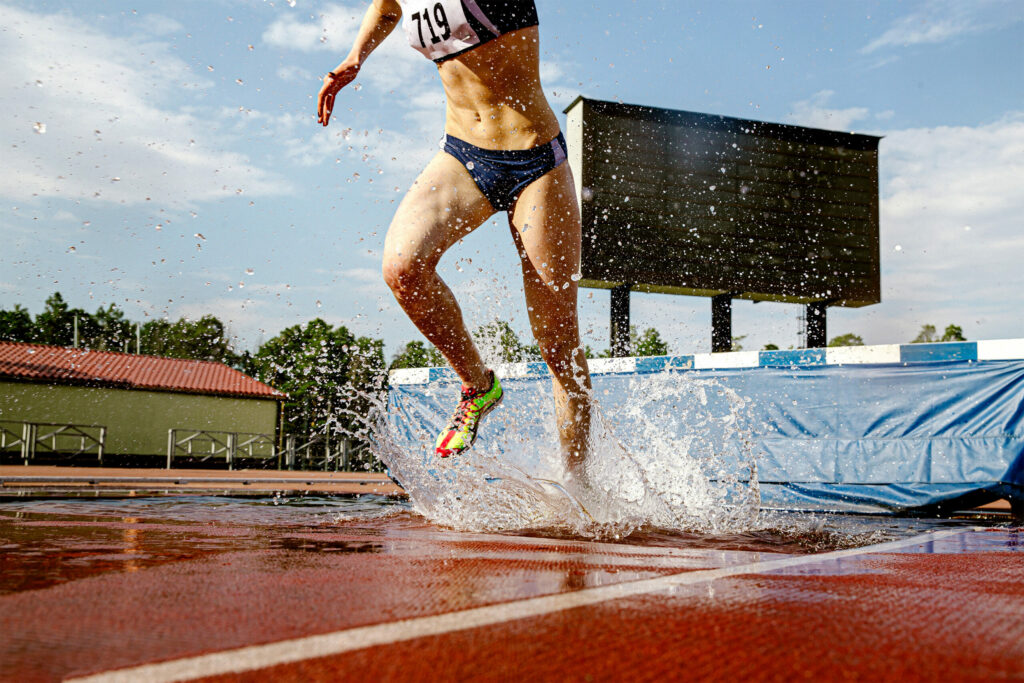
[{"x1": 463, "y1": 368, "x2": 493, "y2": 393}]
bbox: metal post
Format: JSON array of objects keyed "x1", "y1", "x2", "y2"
[
  {"x1": 167, "y1": 429, "x2": 175, "y2": 469},
  {"x1": 22, "y1": 423, "x2": 34, "y2": 465},
  {"x1": 711, "y1": 294, "x2": 733, "y2": 353},
  {"x1": 341, "y1": 439, "x2": 351, "y2": 472},
  {"x1": 286, "y1": 435, "x2": 296, "y2": 470},
  {"x1": 97, "y1": 426, "x2": 106, "y2": 466},
  {"x1": 805, "y1": 302, "x2": 827, "y2": 348},
  {"x1": 227, "y1": 432, "x2": 236, "y2": 471},
  {"x1": 610, "y1": 283, "x2": 631, "y2": 357}
]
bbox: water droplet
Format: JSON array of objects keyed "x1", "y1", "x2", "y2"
[
  {"x1": 352, "y1": 83, "x2": 362, "y2": 91},
  {"x1": 33, "y1": 122, "x2": 46, "y2": 134},
  {"x1": 245, "y1": 268, "x2": 254, "y2": 275},
  {"x1": 316, "y1": 299, "x2": 322, "y2": 308},
  {"x1": 465, "y1": 161, "x2": 475, "y2": 171},
  {"x1": 235, "y1": 78, "x2": 244, "y2": 85},
  {"x1": 67, "y1": 246, "x2": 76, "y2": 253},
  {"x1": 571, "y1": 273, "x2": 582, "y2": 282},
  {"x1": 894, "y1": 244, "x2": 903, "y2": 252},
  {"x1": 194, "y1": 232, "x2": 206, "y2": 240}
]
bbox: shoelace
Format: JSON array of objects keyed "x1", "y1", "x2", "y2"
[{"x1": 449, "y1": 385, "x2": 486, "y2": 429}]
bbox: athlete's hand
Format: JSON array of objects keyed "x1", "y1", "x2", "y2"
[{"x1": 317, "y1": 58, "x2": 360, "y2": 127}]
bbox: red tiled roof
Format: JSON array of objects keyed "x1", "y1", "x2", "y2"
[{"x1": 0, "y1": 342, "x2": 285, "y2": 399}]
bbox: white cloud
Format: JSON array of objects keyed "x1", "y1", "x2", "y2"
[
  {"x1": 862, "y1": 0, "x2": 1024, "y2": 53},
  {"x1": 262, "y1": 3, "x2": 430, "y2": 92},
  {"x1": 785, "y1": 90, "x2": 870, "y2": 132},
  {"x1": 0, "y1": 4, "x2": 291, "y2": 207}
]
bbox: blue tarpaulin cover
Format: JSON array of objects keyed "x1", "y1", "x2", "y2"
[{"x1": 388, "y1": 356, "x2": 1024, "y2": 513}]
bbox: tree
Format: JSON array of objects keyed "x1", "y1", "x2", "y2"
[
  {"x1": 140, "y1": 315, "x2": 235, "y2": 362},
  {"x1": 247, "y1": 319, "x2": 386, "y2": 469},
  {"x1": 473, "y1": 319, "x2": 541, "y2": 363},
  {"x1": 390, "y1": 340, "x2": 445, "y2": 369},
  {"x1": 828, "y1": 333, "x2": 865, "y2": 347},
  {"x1": 34, "y1": 292, "x2": 76, "y2": 346},
  {"x1": 941, "y1": 324, "x2": 965, "y2": 342},
  {"x1": 762, "y1": 343, "x2": 779, "y2": 351},
  {"x1": 731, "y1": 334, "x2": 747, "y2": 352},
  {"x1": 911, "y1": 323, "x2": 965, "y2": 344},
  {"x1": 0, "y1": 305, "x2": 34, "y2": 342},
  {"x1": 91, "y1": 303, "x2": 134, "y2": 351},
  {"x1": 631, "y1": 326, "x2": 669, "y2": 357},
  {"x1": 911, "y1": 324, "x2": 937, "y2": 344}
]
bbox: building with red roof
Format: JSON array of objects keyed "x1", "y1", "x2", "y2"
[{"x1": 0, "y1": 342, "x2": 284, "y2": 466}]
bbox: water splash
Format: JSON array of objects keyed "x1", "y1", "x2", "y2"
[{"x1": 363, "y1": 357, "x2": 760, "y2": 539}]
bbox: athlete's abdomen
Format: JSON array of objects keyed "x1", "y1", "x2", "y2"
[{"x1": 437, "y1": 26, "x2": 559, "y2": 151}]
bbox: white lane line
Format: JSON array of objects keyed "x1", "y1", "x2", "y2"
[{"x1": 66, "y1": 529, "x2": 967, "y2": 683}]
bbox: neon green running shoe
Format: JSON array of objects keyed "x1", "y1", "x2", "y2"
[{"x1": 435, "y1": 370, "x2": 503, "y2": 457}]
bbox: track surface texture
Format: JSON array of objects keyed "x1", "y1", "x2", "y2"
[{"x1": 1, "y1": 502, "x2": 1021, "y2": 682}]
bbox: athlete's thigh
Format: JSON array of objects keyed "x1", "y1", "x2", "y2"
[
  {"x1": 383, "y1": 151, "x2": 495, "y2": 268},
  {"x1": 508, "y1": 162, "x2": 583, "y2": 315}
]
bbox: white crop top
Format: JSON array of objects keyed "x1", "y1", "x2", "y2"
[{"x1": 396, "y1": 0, "x2": 538, "y2": 62}]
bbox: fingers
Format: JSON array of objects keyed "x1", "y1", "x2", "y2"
[
  {"x1": 322, "y1": 93, "x2": 334, "y2": 126},
  {"x1": 316, "y1": 82, "x2": 335, "y2": 126}
]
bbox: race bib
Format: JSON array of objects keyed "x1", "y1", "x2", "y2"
[{"x1": 399, "y1": 0, "x2": 482, "y2": 61}]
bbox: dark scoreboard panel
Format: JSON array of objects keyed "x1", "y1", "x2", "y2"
[{"x1": 564, "y1": 97, "x2": 881, "y2": 307}]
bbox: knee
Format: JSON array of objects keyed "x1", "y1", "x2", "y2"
[{"x1": 382, "y1": 253, "x2": 434, "y2": 300}]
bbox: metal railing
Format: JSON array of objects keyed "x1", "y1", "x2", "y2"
[
  {"x1": 166, "y1": 429, "x2": 276, "y2": 470},
  {"x1": 0, "y1": 420, "x2": 106, "y2": 465},
  {"x1": 283, "y1": 434, "x2": 360, "y2": 471}
]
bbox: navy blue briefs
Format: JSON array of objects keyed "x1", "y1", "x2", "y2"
[{"x1": 442, "y1": 132, "x2": 568, "y2": 212}]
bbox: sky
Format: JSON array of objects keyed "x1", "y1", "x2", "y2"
[{"x1": 2, "y1": 0, "x2": 1023, "y2": 359}]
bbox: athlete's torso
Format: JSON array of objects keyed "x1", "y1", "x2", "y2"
[{"x1": 394, "y1": 0, "x2": 556, "y2": 151}]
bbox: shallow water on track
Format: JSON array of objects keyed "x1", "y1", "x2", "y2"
[{"x1": 0, "y1": 493, "x2": 1002, "y2": 596}]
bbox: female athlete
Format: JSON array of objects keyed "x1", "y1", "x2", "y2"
[{"x1": 317, "y1": 0, "x2": 592, "y2": 474}]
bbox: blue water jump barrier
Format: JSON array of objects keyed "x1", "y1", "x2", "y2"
[{"x1": 389, "y1": 340, "x2": 1024, "y2": 514}]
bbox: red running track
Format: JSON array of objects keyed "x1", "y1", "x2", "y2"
[{"x1": 1, "y1": 507, "x2": 1022, "y2": 682}]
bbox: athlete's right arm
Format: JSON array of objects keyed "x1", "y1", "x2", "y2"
[{"x1": 317, "y1": 0, "x2": 402, "y2": 126}]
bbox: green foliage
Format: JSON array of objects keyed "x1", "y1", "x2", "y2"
[
  {"x1": 0, "y1": 304, "x2": 34, "y2": 342},
  {"x1": 911, "y1": 324, "x2": 966, "y2": 343},
  {"x1": 140, "y1": 315, "x2": 236, "y2": 363},
  {"x1": 390, "y1": 340, "x2": 445, "y2": 369},
  {"x1": 762, "y1": 343, "x2": 779, "y2": 351},
  {"x1": 246, "y1": 318, "x2": 386, "y2": 469},
  {"x1": 941, "y1": 324, "x2": 965, "y2": 342},
  {"x1": 828, "y1": 333, "x2": 865, "y2": 347},
  {"x1": 91, "y1": 303, "x2": 134, "y2": 351},
  {"x1": 731, "y1": 334, "x2": 747, "y2": 352},
  {"x1": 911, "y1": 324, "x2": 937, "y2": 344},
  {"x1": 473, "y1": 319, "x2": 542, "y2": 363},
  {"x1": 631, "y1": 326, "x2": 669, "y2": 357}
]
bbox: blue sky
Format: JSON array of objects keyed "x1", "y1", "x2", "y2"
[{"x1": 2, "y1": 0, "x2": 1022, "y2": 358}]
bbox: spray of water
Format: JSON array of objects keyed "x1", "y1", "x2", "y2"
[{"x1": 346, "y1": 336, "x2": 760, "y2": 539}]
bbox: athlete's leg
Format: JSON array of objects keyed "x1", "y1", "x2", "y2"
[
  {"x1": 382, "y1": 151, "x2": 495, "y2": 390},
  {"x1": 508, "y1": 162, "x2": 593, "y2": 474}
]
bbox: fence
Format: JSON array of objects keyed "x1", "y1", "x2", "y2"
[
  {"x1": 166, "y1": 429, "x2": 276, "y2": 470},
  {"x1": 283, "y1": 434, "x2": 364, "y2": 471},
  {"x1": 0, "y1": 420, "x2": 106, "y2": 465}
]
